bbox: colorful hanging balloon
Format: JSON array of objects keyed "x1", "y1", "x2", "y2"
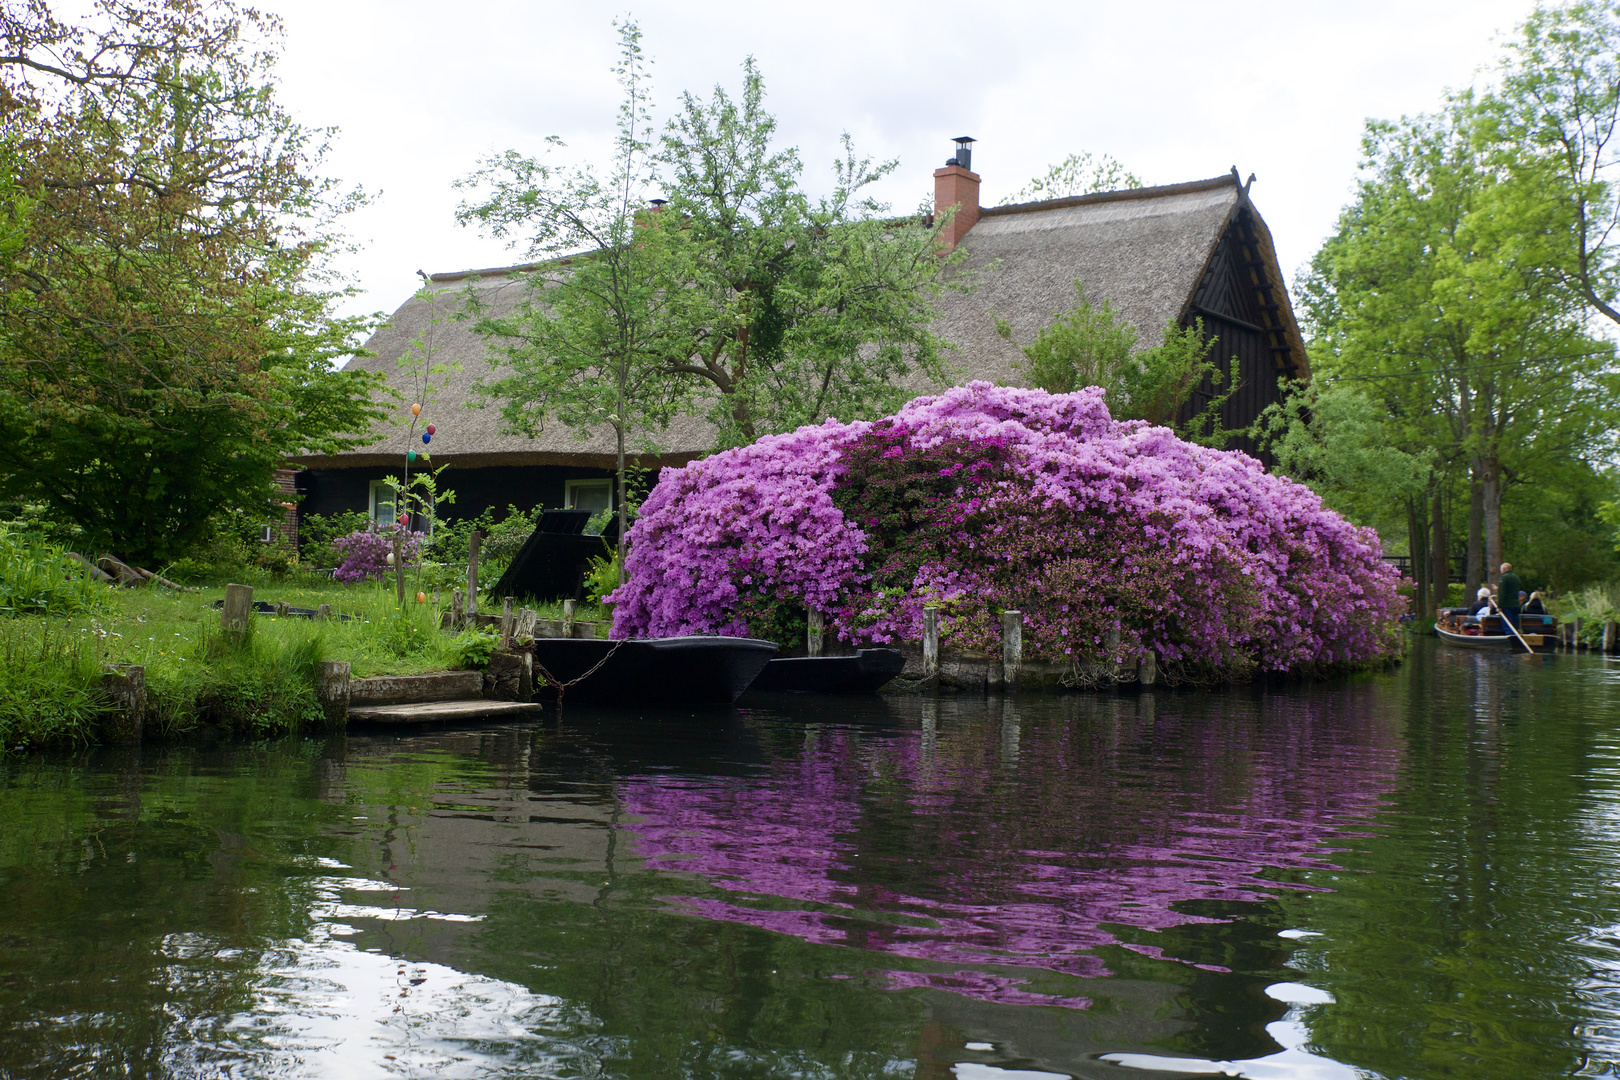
[
  {"x1": 421, "y1": 432, "x2": 431, "y2": 444},
  {"x1": 410, "y1": 402, "x2": 422, "y2": 416},
  {"x1": 416, "y1": 591, "x2": 427, "y2": 604},
  {"x1": 406, "y1": 449, "x2": 417, "y2": 463},
  {"x1": 425, "y1": 424, "x2": 436, "y2": 436}
]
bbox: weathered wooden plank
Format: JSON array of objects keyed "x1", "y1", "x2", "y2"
[
  {"x1": 348, "y1": 700, "x2": 544, "y2": 725},
  {"x1": 350, "y1": 670, "x2": 484, "y2": 706}
]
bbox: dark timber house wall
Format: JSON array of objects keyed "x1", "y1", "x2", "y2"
[{"x1": 288, "y1": 153, "x2": 1308, "y2": 544}]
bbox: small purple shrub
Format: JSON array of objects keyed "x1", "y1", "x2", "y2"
[
  {"x1": 331, "y1": 527, "x2": 423, "y2": 584},
  {"x1": 609, "y1": 382, "x2": 1405, "y2": 677}
]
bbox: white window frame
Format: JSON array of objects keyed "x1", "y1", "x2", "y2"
[
  {"x1": 565, "y1": 479, "x2": 612, "y2": 513},
  {"x1": 368, "y1": 480, "x2": 398, "y2": 525}
]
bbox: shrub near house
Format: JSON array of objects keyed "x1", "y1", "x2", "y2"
[{"x1": 611, "y1": 383, "x2": 1405, "y2": 682}]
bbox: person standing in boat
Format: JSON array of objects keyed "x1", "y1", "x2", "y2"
[{"x1": 1496, "y1": 563, "x2": 1524, "y2": 628}]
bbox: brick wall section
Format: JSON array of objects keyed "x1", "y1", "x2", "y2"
[
  {"x1": 271, "y1": 466, "x2": 299, "y2": 549},
  {"x1": 933, "y1": 164, "x2": 982, "y2": 250}
]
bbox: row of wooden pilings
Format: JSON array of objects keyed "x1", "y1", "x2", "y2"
[{"x1": 804, "y1": 605, "x2": 1159, "y2": 691}]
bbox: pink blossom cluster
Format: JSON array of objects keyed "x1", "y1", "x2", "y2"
[
  {"x1": 609, "y1": 382, "x2": 1405, "y2": 674},
  {"x1": 331, "y1": 527, "x2": 423, "y2": 584}
]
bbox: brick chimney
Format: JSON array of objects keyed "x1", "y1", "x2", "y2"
[{"x1": 934, "y1": 136, "x2": 980, "y2": 250}]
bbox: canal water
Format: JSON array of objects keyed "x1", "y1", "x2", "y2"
[{"x1": 1, "y1": 638, "x2": 1616, "y2": 1078}]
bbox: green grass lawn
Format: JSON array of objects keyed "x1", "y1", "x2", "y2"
[{"x1": 0, "y1": 575, "x2": 610, "y2": 751}]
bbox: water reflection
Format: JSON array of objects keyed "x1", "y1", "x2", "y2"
[
  {"x1": 620, "y1": 691, "x2": 1400, "y2": 1007},
  {"x1": 4, "y1": 642, "x2": 1620, "y2": 1078}
]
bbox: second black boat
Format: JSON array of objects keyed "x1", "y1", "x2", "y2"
[{"x1": 746, "y1": 648, "x2": 907, "y2": 694}]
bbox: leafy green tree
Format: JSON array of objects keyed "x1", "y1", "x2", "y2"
[
  {"x1": 999, "y1": 151, "x2": 1143, "y2": 204},
  {"x1": 457, "y1": 22, "x2": 695, "y2": 569},
  {"x1": 995, "y1": 282, "x2": 1240, "y2": 446},
  {"x1": 651, "y1": 60, "x2": 961, "y2": 445},
  {"x1": 0, "y1": 0, "x2": 382, "y2": 564},
  {"x1": 1488, "y1": 0, "x2": 1620, "y2": 327},
  {"x1": 1298, "y1": 96, "x2": 1620, "y2": 601}
]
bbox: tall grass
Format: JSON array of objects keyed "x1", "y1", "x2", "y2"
[{"x1": 0, "y1": 621, "x2": 105, "y2": 749}]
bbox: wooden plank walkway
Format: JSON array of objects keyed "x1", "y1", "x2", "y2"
[{"x1": 347, "y1": 700, "x2": 544, "y2": 725}]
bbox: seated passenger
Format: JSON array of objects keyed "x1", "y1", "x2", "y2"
[
  {"x1": 1524, "y1": 591, "x2": 1547, "y2": 615},
  {"x1": 1469, "y1": 587, "x2": 1494, "y2": 616}
]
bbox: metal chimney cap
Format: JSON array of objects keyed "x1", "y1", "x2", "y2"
[{"x1": 952, "y1": 136, "x2": 977, "y2": 144}]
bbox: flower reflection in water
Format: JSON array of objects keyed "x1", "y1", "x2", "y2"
[{"x1": 621, "y1": 698, "x2": 1400, "y2": 1007}]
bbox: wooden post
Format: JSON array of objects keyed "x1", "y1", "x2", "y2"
[
  {"x1": 466, "y1": 530, "x2": 481, "y2": 619},
  {"x1": 432, "y1": 585, "x2": 440, "y2": 613},
  {"x1": 499, "y1": 597, "x2": 515, "y2": 648},
  {"x1": 807, "y1": 610, "x2": 824, "y2": 658},
  {"x1": 1002, "y1": 610, "x2": 1022, "y2": 692},
  {"x1": 1575, "y1": 616, "x2": 1586, "y2": 651},
  {"x1": 922, "y1": 605, "x2": 940, "y2": 676},
  {"x1": 562, "y1": 598, "x2": 576, "y2": 639},
  {"x1": 221, "y1": 583, "x2": 253, "y2": 642},
  {"x1": 316, "y1": 661, "x2": 350, "y2": 726},
  {"x1": 1138, "y1": 651, "x2": 1158, "y2": 687},
  {"x1": 275, "y1": 601, "x2": 290, "y2": 618},
  {"x1": 315, "y1": 603, "x2": 331, "y2": 622},
  {"x1": 98, "y1": 664, "x2": 145, "y2": 745},
  {"x1": 1605, "y1": 620, "x2": 1617, "y2": 654},
  {"x1": 451, "y1": 589, "x2": 465, "y2": 631},
  {"x1": 515, "y1": 607, "x2": 537, "y2": 642}
]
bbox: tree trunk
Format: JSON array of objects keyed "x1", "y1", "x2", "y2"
[
  {"x1": 1429, "y1": 485, "x2": 1449, "y2": 617},
  {"x1": 1407, "y1": 496, "x2": 1430, "y2": 624},
  {"x1": 1465, "y1": 472, "x2": 1484, "y2": 598},
  {"x1": 1482, "y1": 457, "x2": 1503, "y2": 587}
]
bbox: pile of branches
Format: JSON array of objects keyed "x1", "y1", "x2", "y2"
[{"x1": 68, "y1": 553, "x2": 198, "y2": 593}]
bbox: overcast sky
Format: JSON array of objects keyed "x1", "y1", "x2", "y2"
[{"x1": 265, "y1": 0, "x2": 1538, "y2": 324}]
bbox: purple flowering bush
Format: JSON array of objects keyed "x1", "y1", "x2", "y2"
[
  {"x1": 331, "y1": 527, "x2": 423, "y2": 584},
  {"x1": 610, "y1": 382, "x2": 1404, "y2": 679}
]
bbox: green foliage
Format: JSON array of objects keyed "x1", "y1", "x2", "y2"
[
  {"x1": 0, "y1": 525, "x2": 106, "y2": 617},
  {"x1": 997, "y1": 282, "x2": 1135, "y2": 394},
  {"x1": 0, "y1": 0, "x2": 385, "y2": 565},
  {"x1": 0, "y1": 622, "x2": 103, "y2": 750},
  {"x1": 458, "y1": 30, "x2": 963, "y2": 456},
  {"x1": 299, "y1": 511, "x2": 372, "y2": 570},
  {"x1": 447, "y1": 627, "x2": 499, "y2": 670},
  {"x1": 583, "y1": 545, "x2": 623, "y2": 606},
  {"x1": 999, "y1": 151, "x2": 1144, "y2": 205},
  {"x1": 1300, "y1": 92, "x2": 1620, "y2": 596},
  {"x1": 1255, "y1": 380, "x2": 1434, "y2": 539},
  {"x1": 997, "y1": 286, "x2": 1241, "y2": 445}
]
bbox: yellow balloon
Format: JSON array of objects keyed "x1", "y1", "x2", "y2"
[{"x1": 410, "y1": 402, "x2": 422, "y2": 416}]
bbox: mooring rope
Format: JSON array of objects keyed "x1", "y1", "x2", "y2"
[{"x1": 532, "y1": 638, "x2": 628, "y2": 709}]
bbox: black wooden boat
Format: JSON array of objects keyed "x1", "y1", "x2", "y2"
[
  {"x1": 746, "y1": 649, "x2": 907, "y2": 694},
  {"x1": 529, "y1": 636, "x2": 778, "y2": 705}
]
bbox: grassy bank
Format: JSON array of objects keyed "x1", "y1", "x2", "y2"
[{"x1": 0, "y1": 578, "x2": 608, "y2": 751}]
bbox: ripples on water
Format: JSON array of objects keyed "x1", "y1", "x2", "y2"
[{"x1": 1, "y1": 640, "x2": 1618, "y2": 1078}]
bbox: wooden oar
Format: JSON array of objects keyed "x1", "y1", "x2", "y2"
[{"x1": 1487, "y1": 596, "x2": 1536, "y2": 654}]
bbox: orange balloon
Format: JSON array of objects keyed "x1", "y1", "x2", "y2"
[
  {"x1": 410, "y1": 402, "x2": 422, "y2": 416},
  {"x1": 416, "y1": 591, "x2": 427, "y2": 604}
]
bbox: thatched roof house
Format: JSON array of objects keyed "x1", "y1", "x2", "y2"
[{"x1": 287, "y1": 147, "x2": 1307, "y2": 534}]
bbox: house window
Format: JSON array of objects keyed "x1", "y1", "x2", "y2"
[
  {"x1": 261, "y1": 523, "x2": 276, "y2": 544},
  {"x1": 369, "y1": 480, "x2": 397, "y2": 525},
  {"x1": 565, "y1": 479, "x2": 612, "y2": 515}
]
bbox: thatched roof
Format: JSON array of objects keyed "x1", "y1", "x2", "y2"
[
  {"x1": 293, "y1": 172, "x2": 1306, "y2": 469},
  {"x1": 289, "y1": 266, "x2": 719, "y2": 470},
  {"x1": 934, "y1": 172, "x2": 1309, "y2": 384}
]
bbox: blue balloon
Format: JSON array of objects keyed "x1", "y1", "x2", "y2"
[{"x1": 421, "y1": 432, "x2": 431, "y2": 444}]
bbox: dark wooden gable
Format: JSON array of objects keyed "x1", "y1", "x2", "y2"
[{"x1": 1175, "y1": 202, "x2": 1303, "y2": 461}]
